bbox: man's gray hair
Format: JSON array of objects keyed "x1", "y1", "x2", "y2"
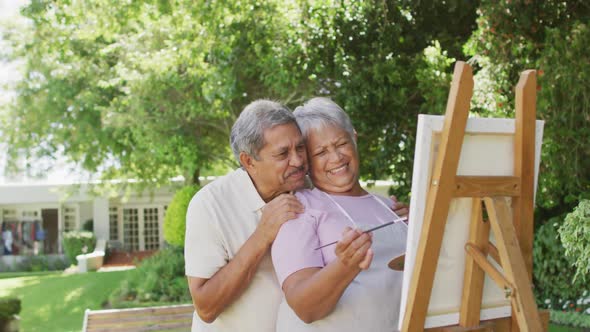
[
  {"x1": 293, "y1": 97, "x2": 355, "y2": 143},
  {"x1": 230, "y1": 99, "x2": 296, "y2": 163}
]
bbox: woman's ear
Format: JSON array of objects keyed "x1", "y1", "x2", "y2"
[{"x1": 353, "y1": 129, "x2": 358, "y2": 142}]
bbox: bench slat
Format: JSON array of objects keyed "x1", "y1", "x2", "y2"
[
  {"x1": 84, "y1": 304, "x2": 193, "y2": 332},
  {"x1": 89, "y1": 307, "x2": 193, "y2": 319},
  {"x1": 87, "y1": 322, "x2": 191, "y2": 332},
  {"x1": 88, "y1": 312, "x2": 192, "y2": 324},
  {"x1": 88, "y1": 304, "x2": 193, "y2": 315}
]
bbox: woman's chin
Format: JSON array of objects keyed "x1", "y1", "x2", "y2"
[{"x1": 320, "y1": 182, "x2": 363, "y2": 196}]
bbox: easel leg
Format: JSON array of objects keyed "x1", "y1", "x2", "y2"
[
  {"x1": 483, "y1": 197, "x2": 543, "y2": 332},
  {"x1": 460, "y1": 198, "x2": 489, "y2": 327}
]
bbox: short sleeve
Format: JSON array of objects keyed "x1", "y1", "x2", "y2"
[
  {"x1": 271, "y1": 212, "x2": 325, "y2": 287},
  {"x1": 184, "y1": 190, "x2": 229, "y2": 278}
]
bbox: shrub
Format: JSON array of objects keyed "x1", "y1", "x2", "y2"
[
  {"x1": 82, "y1": 219, "x2": 94, "y2": 232},
  {"x1": 533, "y1": 218, "x2": 587, "y2": 310},
  {"x1": 109, "y1": 247, "x2": 190, "y2": 306},
  {"x1": 62, "y1": 231, "x2": 96, "y2": 264},
  {"x1": 164, "y1": 185, "x2": 200, "y2": 247},
  {"x1": 550, "y1": 306, "x2": 590, "y2": 328},
  {"x1": 0, "y1": 297, "x2": 21, "y2": 322},
  {"x1": 559, "y1": 199, "x2": 590, "y2": 283},
  {"x1": 16, "y1": 255, "x2": 69, "y2": 272}
]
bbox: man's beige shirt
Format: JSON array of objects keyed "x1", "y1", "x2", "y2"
[{"x1": 185, "y1": 168, "x2": 281, "y2": 332}]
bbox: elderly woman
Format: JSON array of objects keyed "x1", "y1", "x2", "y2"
[{"x1": 271, "y1": 97, "x2": 408, "y2": 331}]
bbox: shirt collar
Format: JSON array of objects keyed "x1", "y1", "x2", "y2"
[{"x1": 235, "y1": 168, "x2": 266, "y2": 213}]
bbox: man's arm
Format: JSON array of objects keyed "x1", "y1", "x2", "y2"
[
  {"x1": 187, "y1": 229, "x2": 271, "y2": 323},
  {"x1": 280, "y1": 228, "x2": 373, "y2": 323},
  {"x1": 187, "y1": 193, "x2": 303, "y2": 323}
]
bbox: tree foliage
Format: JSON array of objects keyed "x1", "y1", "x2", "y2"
[
  {"x1": 559, "y1": 199, "x2": 590, "y2": 283},
  {"x1": 1, "y1": 0, "x2": 478, "y2": 199},
  {"x1": 465, "y1": 1, "x2": 590, "y2": 218},
  {"x1": 163, "y1": 184, "x2": 200, "y2": 247},
  {"x1": 287, "y1": 0, "x2": 477, "y2": 197},
  {"x1": 533, "y1": 217, "x2": 587, "y2": 309},
  {"x1": 1, "y1": 0, "x2": 310, "y2": 188}
]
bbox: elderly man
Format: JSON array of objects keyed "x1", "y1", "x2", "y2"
[{"x1": 185, "y1": 99, "x2": 308, "y2": 331}]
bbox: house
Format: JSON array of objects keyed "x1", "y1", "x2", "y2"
[
  {"x1": 0, "y1": 180, "x2": 194, "y2": 260},
  {"x1": 0, "y1": 177, "x2": 394, "y2": 264}
]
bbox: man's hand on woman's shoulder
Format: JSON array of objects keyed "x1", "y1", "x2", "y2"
[
  {"x1": 390, "y1": 195, "x2": 409, "y2": 222},
  {"x1": 257, "y1": 193, "x2": 304, "y2": 247}
]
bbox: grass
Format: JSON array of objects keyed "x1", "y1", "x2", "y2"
[
  {"x1": 549, "y1": 324, "x2": 587, "y2": 332},
  {"x1": 0, "y1": 270, "x2": 134, "y2": 332},
  {"x1": 0, "y1": 270, "x2": 62, "y2": 279},
  {"x1": 1, "y1": 270, "x2": 585, "y2": 331}
]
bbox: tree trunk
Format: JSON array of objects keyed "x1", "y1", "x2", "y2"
[{"x1": 191, "y1": 168, "x2": 200, "y2": 186}]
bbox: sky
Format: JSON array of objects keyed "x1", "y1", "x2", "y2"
[
  {"x1": 0, "y1": 0, "x2": 87, "y2": 184},
  {"x1": 0, "y1": 0, "x2": 25, "y2": 103},
  {"x1": 0, "y1": 0, "x2": 26, "y2": 183}
]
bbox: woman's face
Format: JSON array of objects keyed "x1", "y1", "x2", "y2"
[{"x1": 306, "y1": 124, "x2": 364, "y2": 196}]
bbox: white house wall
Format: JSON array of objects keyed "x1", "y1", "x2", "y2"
[
  {"x1": 0, "y1": 183, "x2": 91, "y2": 205},
  {"x1": 78, "y1": 201, "x2": 93, "y2": 227},
  {"x1": 93, "y1": 198, "x2": 109, "y2": 241}
]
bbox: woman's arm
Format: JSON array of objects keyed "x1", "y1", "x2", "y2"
[{"x1": 281, "y1": 228, "x2": 373, "y2": 323}]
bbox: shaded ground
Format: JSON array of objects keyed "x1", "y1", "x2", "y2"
[{"x1": 102, "y1": 250, "x2": 156, "y2": 268}]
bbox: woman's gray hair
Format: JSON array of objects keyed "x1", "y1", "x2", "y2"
[
  {"x1": 230, "y1": 99, "x2": 297, "y2": 163},
  {"x1": 293, "y1": 97, "x2": 355, "y2": 143}
]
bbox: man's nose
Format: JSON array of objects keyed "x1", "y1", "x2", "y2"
[{"x1": 290, "y1": 150, "x2": 305, "y2": 167}]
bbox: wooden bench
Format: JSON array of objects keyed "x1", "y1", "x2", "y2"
[{"x1": 82, "y1": 304, "x2": 194, "y2": 332}]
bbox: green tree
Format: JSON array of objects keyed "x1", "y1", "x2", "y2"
[
  {"x1": 2, "y1": 0, "x2": 480, "y2": 199},
  {"x1": 465, "y1": 1, "x2": 590, "y2": 218},
  {"x1": 289, "y1": 0, "x2": 478, "y2": 197},
  {"x1": 1, "y1": 0, "x2": 310, "y2": 189}
]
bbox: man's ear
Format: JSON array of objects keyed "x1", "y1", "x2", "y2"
[{"x1": 239, "y1": 152, "x2": 257, "y2": 174}]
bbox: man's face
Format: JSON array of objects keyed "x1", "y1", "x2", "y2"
[{"x1": 247, "y1": 123, "x2": 308, "y2": 201}]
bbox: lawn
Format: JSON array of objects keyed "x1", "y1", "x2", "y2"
[
  {"x1": 0, "y1": 270, "x2": 134, "y2": 332},
  {"x1": 0, "y1": 270, "x2": 585, "y2": 331}
]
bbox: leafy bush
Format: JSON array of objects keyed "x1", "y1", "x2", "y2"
[
  {"x1": 164, "y1": 185, "x2": 200, "y2": 248},
  {"x1": 550, "y1": 306, "x2": 590, "y2": 328},
  {"x1": 559, "y1": 199, "x2": 590, "y2": 283},
  {"x1": 466, "y1": 3, "x2": 590, "y2": 216},
  {"x1": 109, "y1": 247, "x2": 190, "y2": 306},
  {"x1": 82, "y1": 219, "x2": 94, "y2": 232},
  {"x1": 62, "y1": 231, "x2": 96, "y2": 264},
  {"x1": 0, "y1": 297, "x2": 21, "y2": 322},
  {"x1": 536, "y1": 23, "x2": 590, "y2": 212},
  {"x1": 533, "y1": 218, "x2": 587, "y2": 309},
  {"x1": 17, "y1": 255, "x2": 69, "y2": 272}
]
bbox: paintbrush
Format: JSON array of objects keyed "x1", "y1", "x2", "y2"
[{"x1": 314, "y1": 216, "x2": 408, "y2": 250}]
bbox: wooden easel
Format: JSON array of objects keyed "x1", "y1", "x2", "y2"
[{"x1": 400, "y1": 61, "x2": 547, "y2": 331}]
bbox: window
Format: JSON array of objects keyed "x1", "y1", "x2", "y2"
[
  {"x1": 21, "y1": 210, "x2": 39, "y2": 221},
  {"x1": 2, "y1": 209, "x2": 17, "y2": 221},
  {"x1": 143, "y1": 207, "x2": 160, "y2": 250},
  {"x1": 63, "y1": 206, "x2": 77, "y2": 232},
  {"x1": 109, "y1": 207, "x2": 119, "y2": 241},
  {"x1": 123, "y1": 208, "x2": 139, "y2": 251}
]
